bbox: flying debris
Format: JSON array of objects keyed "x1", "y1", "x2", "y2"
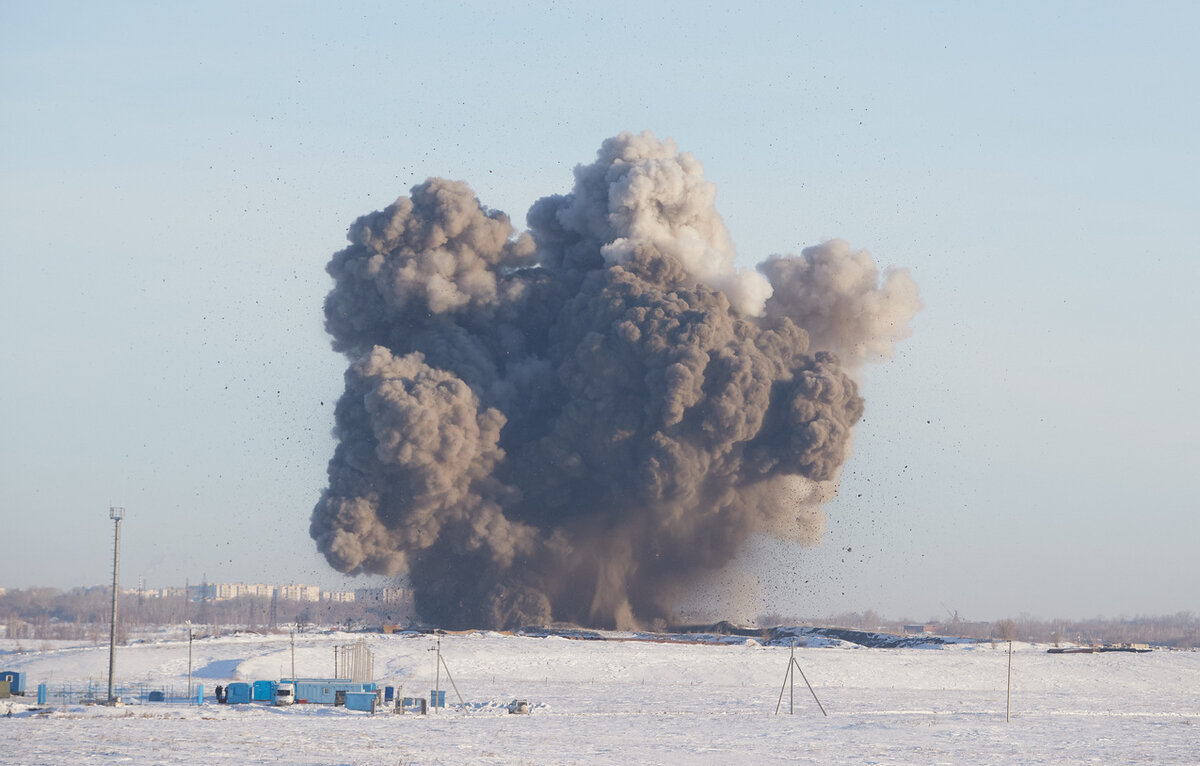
[{"x1": 311, "y1": 131, "x2": 921, "y2": 629}]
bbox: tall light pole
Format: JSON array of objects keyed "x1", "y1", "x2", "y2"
[{"x1": 107, "y1": 506, "x2": 125, "y2": 705}]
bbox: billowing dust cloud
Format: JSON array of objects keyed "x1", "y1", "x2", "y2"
[{"x1": 311, "y1": 132, "x2": 920, "y2": 629}]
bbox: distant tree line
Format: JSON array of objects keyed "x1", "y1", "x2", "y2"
[
  {"x1": 3, "y1": 587, "x2": 1195, "y2": 647},
  {"x1": 0, "y1": 586, "x2": 417, "y2": 644},
  {"x1": 754, "y1": 609, "x2": 1199, "y2": 648}
]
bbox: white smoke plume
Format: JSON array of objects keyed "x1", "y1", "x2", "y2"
[
  {"x1": 311, "y1": 131, "x2": 920, "y2": 629},
  {"x1": 760, "y1": 239, "x2": 921, "y2": 368}
]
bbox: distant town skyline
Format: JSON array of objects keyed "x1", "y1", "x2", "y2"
[{"x1": 4, "y1": 581, "x2": 412, "y2": 606}]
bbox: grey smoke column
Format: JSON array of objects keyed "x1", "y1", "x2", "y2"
[{"x1": 312, "y1": 131, "x2": 921, "y2": 629}]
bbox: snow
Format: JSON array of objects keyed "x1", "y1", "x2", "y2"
[{"x1": 2, "y1": 630, "x2": 1197, "y2": 764}]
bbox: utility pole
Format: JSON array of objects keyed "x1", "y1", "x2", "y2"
[
  {"x1": 106, "y1": 506, "x2": 125, "y2": 705},
  {"x1": 1007, "y1": 640, "x2": 1013, "y2": 722},
  {"x1": 186, "y1": 620, "x2": 193, "y2": 702}
]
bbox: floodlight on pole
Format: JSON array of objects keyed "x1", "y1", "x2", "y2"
[{"x1": 107, "y1": 506, "x2": 125, "y2": 705}]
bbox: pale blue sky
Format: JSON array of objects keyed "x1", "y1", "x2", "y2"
[{"x1": 2, "y1": 1, "x2": 1196, "y2": 622}]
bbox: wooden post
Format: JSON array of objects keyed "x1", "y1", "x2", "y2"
[
  {"x1": 439, "y1": 652, "x2": 469, "y2": 714},
  {"x1": 434, "y1": 637, "x2": 441, "y2": 714}
]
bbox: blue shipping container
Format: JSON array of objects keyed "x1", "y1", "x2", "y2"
[
  {"x1": 282, "y1": 678, "x2": 376, "y2": 705},
  {"x1": 0, "y1": 671, "x2": 26, "y2": 695},
  {"x1": 252, "y1": 680, "x2": 276, "y2": 701},
  {"x1": 225, "y1": 682, "x2": 253, "y2": 704},
  {"x1": 345, "y1": 691, "x2": 378, "y2": 713}
]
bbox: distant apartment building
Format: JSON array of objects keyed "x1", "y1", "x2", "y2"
[
  {"x1": 234, "y1": 583, "x2": 275, "y2": 599},
  {"x1": 354, "y1": 587, "x2": 412, "y2": 605},
  {"x1": 277, "y1": 584, "x2": 321, "y2": 602},
  {"x1": 133, "y1": 581, "x2": 373, "y2": 604}
]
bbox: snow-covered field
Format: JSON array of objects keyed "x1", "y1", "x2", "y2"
[{"x1": 2, "y1": 629, "x2": 1197, "y2": 765}]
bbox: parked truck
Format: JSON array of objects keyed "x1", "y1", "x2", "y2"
[{"x1": 274, "y1": 682, "x2": 294, "y2": 706}]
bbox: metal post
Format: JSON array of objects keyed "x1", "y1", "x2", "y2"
[
  {"x1": 775, "y1": 639, "x2": 827, "y2": 717},
  {"x1": 186, "y1": 621, "x2": 193, "y2": 703},
  {"x1": 774, "y1": 642, "x2": 793, "y2": 715},
  {"x1": 107, "y1": 506, "x2": 125, "y2": 705},
  {"x1": 434, "y1": 637, "x2": 441, "y2": 714},
  {"x1": 1006, "y1": 640, "x2": 1013, "y2": 722},
  {"x1": 792, "y1": 658, "x2": 828, "y2": 717}
]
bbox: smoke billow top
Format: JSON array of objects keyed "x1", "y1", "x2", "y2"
[{"x1": 311, "y1": 131, "x2": 920, "y2": 629}]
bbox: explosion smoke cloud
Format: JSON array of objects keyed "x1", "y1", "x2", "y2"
[{"x1": 311, "y1": 131, "x2": 921, "y2": 629}]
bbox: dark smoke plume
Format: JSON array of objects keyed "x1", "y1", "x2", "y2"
[{"x1": 311, "y1": 131, "x2": 920, "y2": 629}]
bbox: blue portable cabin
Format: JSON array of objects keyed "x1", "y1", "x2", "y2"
[
  {"x1": 225, "y1": 682, "x2": 253, "y2": 704},
  {"x1": 252, "y1": 680, "x2": 276, "y2": 701},
  {"x1": 345, "y1": 691, "x2": 379, "y2": 713},
  {"x1": 0, "y1": 671, "x2": 26, "y2": 695},
  {"x1": 281, "y1": 678, "x2": 376, "y2": 705}
]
